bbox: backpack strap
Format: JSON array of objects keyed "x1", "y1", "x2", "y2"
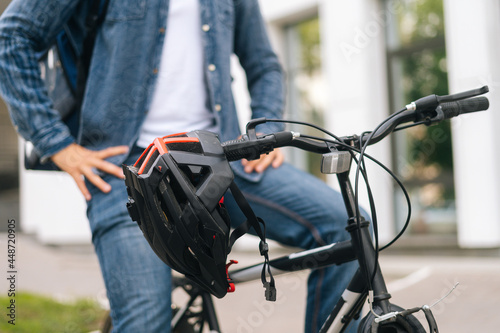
[
  {"x1": 74, "y1": 0, "x2": 111, "y2": 104},
  {"x1": 228, "y1": 181, "x2": 277, "y2": 301}
]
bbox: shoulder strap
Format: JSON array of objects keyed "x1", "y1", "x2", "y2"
[
  {"x1": 75, "y1": 0, "x2": 111, "y2": 103},
  {"x1": 228, "y1": 181, "x2": 277, "y2": 301}
]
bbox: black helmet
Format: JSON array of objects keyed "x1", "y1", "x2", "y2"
[{"x1": 123, "y1": 130, "x2": 234, "y2": 298}]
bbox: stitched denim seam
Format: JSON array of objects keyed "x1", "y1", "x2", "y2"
[{"x1": 240, "y1": 190, "x2": 328, "y2": 247}]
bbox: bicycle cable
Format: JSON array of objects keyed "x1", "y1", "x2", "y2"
[
  {"x1": 298, "y1": 132, "x2": 412, "y2": 289},
  {"x1": 264, "y1": 118, "x2": 413, "y2": 293},
  {"x1": 297, "y1": 132, "x2": 412, "y2": 248},
  {"x1": 353, "y1": 108, "x2": 409, "y2": 293},
  {"x1": 267, "y1": 117, "x2": 412, "y2": 278},
  {"x1": 290, "y1": 127, "x2": 386, "y2": 292},
  {"x1": 267, "y1": 112, "x2": 410, "y2": 292}
]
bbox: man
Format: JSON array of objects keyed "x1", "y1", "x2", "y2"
[{"x1": 0, "y1": 0, "x2": 359, "y2": 332}]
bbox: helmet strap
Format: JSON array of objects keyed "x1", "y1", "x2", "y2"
[{"x1": 228, "y1": 181, "x2": 277, "y2": 301}]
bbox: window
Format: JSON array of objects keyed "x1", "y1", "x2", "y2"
[
  {"x1": 385, "y1": 0, "x2": 454, "y2": 234},
  {"x1": 284, "y1": 16, "x2": 327, "y2": 179}
]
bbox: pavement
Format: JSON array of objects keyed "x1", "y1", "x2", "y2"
[{"x1": 2, "y1": 232, "x2": 500, "y2": 332}]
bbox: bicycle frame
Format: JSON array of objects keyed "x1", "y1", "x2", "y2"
[
  {"x1": 119, "y1": 86, "x2": 489, "y2": 333},
  {"x1": 172, "y1": 153, "x2": 391, "y2": 333}
]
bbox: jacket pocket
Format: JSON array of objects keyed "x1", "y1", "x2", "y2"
[{"x1": 106, "y1": 0, "x2": 146, "y2": 21}]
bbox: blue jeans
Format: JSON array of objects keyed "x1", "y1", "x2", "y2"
[{"x1": 87, "y1": 147, "x2": 360, "y2": 332}]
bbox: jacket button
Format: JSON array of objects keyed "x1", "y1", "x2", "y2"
[
  {"x1": 214, "y1": 104, "x2": 222, "y2": 112},
  {"x1": 159, "y1": 27, "x2": 165, "y2": 34},
  {"x1": 153, "y1": 68, "x2": 159, "y2": 74},
  {"x1": 208, "y1": 64, "x2": 216, "y2": 72},
  {"x1": 202, "y1": 24, "x2": 210, "y2": 32}
]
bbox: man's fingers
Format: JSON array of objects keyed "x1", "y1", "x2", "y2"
[
  {"x1": 243, "y1": 149, "x2": 284, "y2": 173},
  {"x1": 85, "y1": 146, "x2": 129, "y2": 191},
  {"x1": 93, "y1": 159, "x2": 125, "y2": 179},
  {"x1": 272, "y1": 149, "x2": 284, "y2": 168},
  {"x1": 51, "y1": 144, "x2": 129, "y2": 199},
  {"x1": 254, "y1": 154, "x2": 274, "y2": 173},
  {"x1": 83, "y1": 167, "x2": 112, "y2": 193},
  {"x1": 96, "y1": 145, "x2": 129, "y2": 159},
  {"x1": 243, "y1": 158, "x2": 259, "y2": 173},
  {"x1": 70, "y1": 172, "x2": 92, "y2": 201}
]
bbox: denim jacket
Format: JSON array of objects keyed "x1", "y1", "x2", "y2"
[{"x1": 0, "y1": 0, "x2": 284, "y2": 181}]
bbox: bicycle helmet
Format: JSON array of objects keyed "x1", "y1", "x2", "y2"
[{"x1": 123, "y1": 130, "x2": 234, "y2": 298}]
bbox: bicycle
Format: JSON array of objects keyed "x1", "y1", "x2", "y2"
[{"x1": 103, "y1": 86, "x2": 489, "y2": 332}]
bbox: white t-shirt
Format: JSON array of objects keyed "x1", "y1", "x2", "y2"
[{"x1": 137, "y1": 0, "x2": 216, "y2": 148}]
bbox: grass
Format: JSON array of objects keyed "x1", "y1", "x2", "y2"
[{"x1": 0, "y1": 292, "x2": 108, "y2": 332}]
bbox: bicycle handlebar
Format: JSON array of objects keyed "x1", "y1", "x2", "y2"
[
  {"x1": 360, "y1": 96, "x2": 489, "y2": 145},
  {"x1": 222, "y1": 88, "x2": 490, "y2": 161},
  {"x1": 439, "y1": 96, "x2": 489, "y2": 118},
  {"x1": 222, "y1": 131, "x2": 301, "y2": 161}
]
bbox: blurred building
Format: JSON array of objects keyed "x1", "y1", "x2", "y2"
[
  {"x1": 1, "y1": 0, "x2": 499, "y2": 248},
  {"x1": 257, "y1": 0, "x2": 500, "y2": 249}
]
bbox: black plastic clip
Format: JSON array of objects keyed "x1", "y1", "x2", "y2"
[
  {"x1": 264, "y1": 281, "x2": 277, "y2": 301},
  {"x1": 259, "y1": 241, "x2": 269, "y2": 256},
  {"x1": 126, "y1": 199, "x2": 140, "y2": 223}
]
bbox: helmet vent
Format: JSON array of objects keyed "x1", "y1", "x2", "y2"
[
  {"x1": 165, "y1": 141, "x2": 203, "y2": 154},
  {"x1": 179, "y1": 165, "x2": 211, "y2": 189}
]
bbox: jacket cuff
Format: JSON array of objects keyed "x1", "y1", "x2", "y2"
[{"x1": 30, "y1": 121, "x2": 75, "y2": 162}]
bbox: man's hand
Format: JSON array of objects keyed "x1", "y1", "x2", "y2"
[
  {"x1": 50, "y1": 143, "x2": 129, "y2": 201},
  {"x1": 241, "y1": 148, "x2": 284, "y2": 173}
]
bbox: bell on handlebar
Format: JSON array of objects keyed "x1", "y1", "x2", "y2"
[{"x1": 321, "y1": 151, "x2": 351, "y2": 174}]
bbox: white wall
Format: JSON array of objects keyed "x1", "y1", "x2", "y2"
[
  {"x1": 19, "y1": 141, "x2": 91, "y2": 244},
  {"x1": 444, "y1": 0, "x2": 500, "y2": 247},
  {"x1": 320, "y1": 0, "x2": 394, "y2": 242}
]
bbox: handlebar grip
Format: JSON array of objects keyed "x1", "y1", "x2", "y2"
[
  {"x1": 222, "y1": 138, "x2": 255, "y2": 161},
  {"x1": 221, "y1": 131, "x2": 294, "y2": 162},
  {"x1": 440, "y1": 96, "x2": 489, "y2": 119}
]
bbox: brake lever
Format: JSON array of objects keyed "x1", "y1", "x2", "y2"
[
  {"x1": 245, "y1": 117, "x2": 268, "y2": 140},
  {"x1": 438, "y1": 85, "x2": 489, "y2": 103}
]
